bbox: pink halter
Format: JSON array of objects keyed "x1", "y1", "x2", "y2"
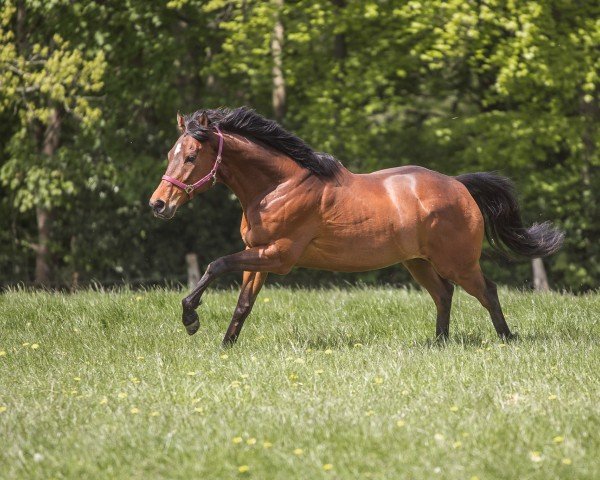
[{"x1": 161, "y1": 126, "x2": 224, "y2": 196}]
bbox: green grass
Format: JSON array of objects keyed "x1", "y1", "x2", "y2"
[{"x1": 1, "y1": 287, "x2": 599, "y2": 479}]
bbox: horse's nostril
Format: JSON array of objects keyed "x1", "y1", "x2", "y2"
[{"x1": 151, "y1": 199, "x2": 166, "y2": 213}]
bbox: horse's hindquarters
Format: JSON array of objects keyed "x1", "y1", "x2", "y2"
[{"x1": 296, "y1": 167, "x2": 484, "y2": 275}]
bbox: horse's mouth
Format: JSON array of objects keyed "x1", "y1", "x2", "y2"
[{"x1": 153, "y1": 209, "x2": 176, "y2": 220}]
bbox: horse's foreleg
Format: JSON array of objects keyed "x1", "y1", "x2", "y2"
[
  {"x1": 181, "y1": 243, "x2": 292, "y2": 335},
  {"x1": 404, "y1": 258, "x2": 454, "y2": 339},
  {"x1": 222, "y1": 271, "x2": 268, "y2": 346}
]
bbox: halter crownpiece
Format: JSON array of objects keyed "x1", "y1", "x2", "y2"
[{"x1": 161, "y1": 125, "x2": 224, "y2": 196}]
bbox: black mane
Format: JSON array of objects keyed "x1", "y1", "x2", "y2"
[{"x1": 183, "y1": 107, "x2": 342, "y2": 178}]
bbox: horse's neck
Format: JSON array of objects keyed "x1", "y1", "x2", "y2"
[{"x1": 217, "y1": 135, "x2": 308, "y2": 208}]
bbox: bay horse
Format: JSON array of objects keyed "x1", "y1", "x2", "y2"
[{"x1": 149, "y1": 107, "x2": 563, "y2": 346}]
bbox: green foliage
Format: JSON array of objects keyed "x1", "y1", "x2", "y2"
[
  {"x1": 0, "y1": 0, "x2": 597, "y2": 289},
  {"x1": 0, "y1": 2, "x2": 106, "y2": 212}
]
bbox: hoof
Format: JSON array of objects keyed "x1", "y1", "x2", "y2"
[
  {"x1": 501, "y1": 332, "x2": 519, "y2": 342},
  {"x1": 435, "y1": 332, "x2": 449, "y2": 343},
  {"x1": 182, "y1": 310, "x2": 200, "y2": 336},
  {"x1": 221, "y1": 336, "x2": 238, "y2": 348}
]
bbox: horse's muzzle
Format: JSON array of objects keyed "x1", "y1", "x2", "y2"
[{"x1": 149, "y1": 199, "x2": 175, "y2": 219}]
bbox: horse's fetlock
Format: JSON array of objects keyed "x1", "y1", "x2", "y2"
[{"x1": 182, "y1": 298, "x2": 194, "y2": 311}]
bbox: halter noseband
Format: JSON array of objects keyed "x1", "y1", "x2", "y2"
[{"x1": 161, "y1": 125, "x2": 224, "y2": 196}]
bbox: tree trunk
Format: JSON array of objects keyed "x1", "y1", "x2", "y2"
[
  {"x1": 34, "y1": 107, "x2": 62, "y2": 286},
  {"x1": 16, "y1": 0, "x2": 26, "y2": 54},
  {"x1": 271, "y1": 0, "x2": 286, "y2": 123},
  {"x1": 332, "y1": 0, "x2": 347, "y2": 62},
  {"x1": 532, "y1": 258, "x2": 549, "y2": 292}
]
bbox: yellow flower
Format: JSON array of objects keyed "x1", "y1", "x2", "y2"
[
  {"x1": 548, "y1": 394, "x2": 558, "y2": 400},
  {"x1": 324, "y1": 349, "x2": 333, "y2": 355},
  {"x1": 434, "y1": 433, "x2": 444, "y2": 442},
  {"x1": 220, "y1": 354, "x2": 229, "y2": 359},
  {"x1": 263, "y1": 441, "x2": 273, "y2": 449},
  {"x1": 0, "y1": 406, "x2": 7, "y2": 413},
  {"x1": 246, "y1": 438, "x2": 256, "y2": 445},
  {"x1": 0, "y1": 350, "x2": 6, "y2": 356},
  {"x1": 306, "y1": 348, "x2": 312, "y2": 353},
  {"x1": 194, "y1": 407, "x2": 203, "y2": 413},
  {"x1": 232, "y1": 437, "x2": 243, "y2": 444},
  {"x1": 471, "y1": 476, "x2": 480, "y2": 480},
  {"x1": 238, "y1": 465, "x2": 250, "y2": 473},
  {"x1": 374, "y1": 377, "x2": 383, "y2": 385},
  {"x1": 149, "y1": 411, "x2": 160, "y2": 417},
  {"x1": 401, "y1": 390, "x2": 409, "y2": 396},
  {"x1": 453, "y1": 441, "x2": 462, "y2": 449},
  {"x1": 293, "y1": 448, "x2": 303, "y2": 456},
  {"x1": 31, "y1": 344, "x2": 40, "y2": 349},
  {"x1": 450, "y1": 405, "x2": 459, "y2": 412},
  {"x1": 130, "y1": 407, "x2": 140, "y2": 414},
  {"x1": 136, "y1": 356, "x2": 145, "y2": 360},
  {"x1": 99, "y1": 397, "x2": 108, "y2": 405},
  {"x1": 553, "y1": 436, "x2": 564, "y2": 444},
  {"x1": 135, "y1": 296, "x2": 142, "y2": 301},
  {"x1": 73, "y1": 377, "x2": 81, "y2": 382},
  {"x1": 396, "y1": 420, "x2": 405, "y2": 427},
  {"x1": 323, "y1": 463, "x2": 333, "y2": 471},
  {"x1": 562, "y1": 458, "x2": 572, "y2": 465},
  {"x1": 365, "y1": 410, "x2": 375, "y2": 417},
  {"x1": 353, "y1": 343, "x2": 363, "y2": 348},
  {"x1": 240, "y1": 374, "x2": 249, "y2": 379},
  {"x1": 22, "y1": 342, "x2": 30, "y2": 347},
  {"x1": 314, "y1": 369, "x2": 324, "y2": 374},
  {"x1": 529, "y1": 451, "x2": 542, "y2": 462},
  {"x1": 187, "y1": 371, "x2": 196, "y2": 376},
  {"x1": 263, "y1": 298, "x2": 271, "y2": 303},
  {"x1": 294, "y1": 358, "x2": 305, "y2": 364},
  {"x1": 118, "y1": 392, "x2": 128, "y2": 399},
  {"x1": 131, "y1": 377, "x2": 140, "y2": 384}
]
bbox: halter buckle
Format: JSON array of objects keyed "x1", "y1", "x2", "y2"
[{"x1": 184, "y1": 185, "x2": 195, "y2": 195}]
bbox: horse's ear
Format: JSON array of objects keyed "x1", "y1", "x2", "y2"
[
  {"x1": 197, "y1": 112, "x2": 209, "y2": 127},
  {"x1": 177, "y1": 112, "x2": 185, "y2": 133}
]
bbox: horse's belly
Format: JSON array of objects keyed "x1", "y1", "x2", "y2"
[{"x1": 297, "y1": 227, "x2": 417, "y2": 272}]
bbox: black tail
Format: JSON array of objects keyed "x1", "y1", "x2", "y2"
[{"x1": 456, "y1": 172, "x2": 564, "y2": 258}]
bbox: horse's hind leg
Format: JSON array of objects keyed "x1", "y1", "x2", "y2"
[
  {"x1": 404, "y1": 258, "x2": 454, "y2": 339},
  {"x1": 451, "y1": 264, "x2": 514, "y2": 339}
]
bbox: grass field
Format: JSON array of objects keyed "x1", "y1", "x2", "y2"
[{"x1": 1, "y1": 287, "x2": 599, "y2": 479}]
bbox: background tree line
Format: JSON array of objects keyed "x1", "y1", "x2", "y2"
[{"x1": 0, "y1": 0, "x2": 598, "y2": 291}]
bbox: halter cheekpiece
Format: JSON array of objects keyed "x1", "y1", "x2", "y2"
[{"x1": 161, "y1": 125, "x2": 224, "y2": 196}]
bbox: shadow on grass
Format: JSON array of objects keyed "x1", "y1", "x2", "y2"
[{"x1": 294, "y1": 331, "x2": 531, "y2": 350}]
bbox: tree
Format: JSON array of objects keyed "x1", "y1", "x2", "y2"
[{"x1": 0, "y1": 1, "x2": 106, "y2": 285}]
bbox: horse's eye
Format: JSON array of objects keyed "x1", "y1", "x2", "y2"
[{"x1": 185, "y1": 154, "x2": 196, "y2": 163}]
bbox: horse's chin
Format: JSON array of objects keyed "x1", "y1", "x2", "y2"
[{"x1": 153, "y1": 208, "x2": 177, "y2": 220}]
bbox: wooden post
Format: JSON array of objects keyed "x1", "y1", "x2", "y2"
[
  {"x1": 186, "y1": 253, "x2": 200, "y2": 290},
  {"x1": 532, "y1": 258, "x2": 549, "y2": 292}
]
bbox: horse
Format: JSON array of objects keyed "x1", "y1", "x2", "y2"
[{"x1": 149, "y1": 107, "x2": 564, "y2": 346}]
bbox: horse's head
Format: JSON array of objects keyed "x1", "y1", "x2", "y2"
[{"x1": 149, "y1": 112, "x2": 223, "y2": 219}]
